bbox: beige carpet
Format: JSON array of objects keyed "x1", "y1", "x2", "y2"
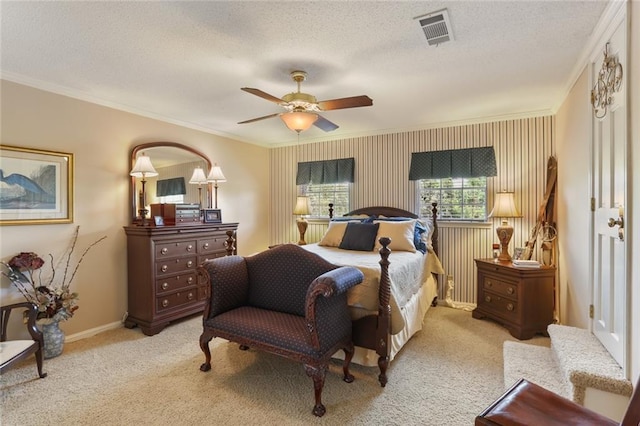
[{"x1": 0, "y1": 306, "x2": 549, "y2": 425}]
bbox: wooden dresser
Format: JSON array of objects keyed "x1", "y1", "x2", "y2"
[
  {"x1": 472, "y1": 258, "x2": 555, "y2": 340},
  {"x1": 123, "y1": 223, "x2": 238, "y2": 335}
]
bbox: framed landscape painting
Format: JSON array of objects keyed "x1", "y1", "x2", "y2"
[{"x1": 0, "y1": 145, "x2": 74, "y2": 225}]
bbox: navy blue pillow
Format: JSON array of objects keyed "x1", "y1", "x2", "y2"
[{"x1": 339, "y1": 222, "x2": 380, "y2": 251}]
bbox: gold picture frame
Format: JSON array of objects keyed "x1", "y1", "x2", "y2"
[{"x1": 0, "y1": 145, "x2": 74, "y2": 225}]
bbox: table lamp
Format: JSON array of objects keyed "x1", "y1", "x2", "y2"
[
  {"x1": 129, "y1": 153, "x2": 158, "y2": 226},
  {"x1": 293, "y1": 196, "x2": 311, "y2": 245},
  {"x1": 488, "y1": 191, "x2": 522, "y2": 261}
]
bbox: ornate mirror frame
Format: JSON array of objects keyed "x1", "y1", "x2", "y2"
[{"x1": 129, "y1": 141, "x2": 212, "y2": 224}]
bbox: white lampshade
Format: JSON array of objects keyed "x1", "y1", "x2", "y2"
[
  {"x1": 280, "y1": 111, "x2": 318, "y2": 133},
  {"x1": 189, "y1": 167, "x2": 208, "y2": 184},
  {"x1": 130, "y1": 153, "x2": 158, "y2": 178},
  {"x1": 207, "y1": 164, "x2": 226, "y2": 183},
  {"x1": 488, "y1": 191, "x2": 522, "y2": 219},
  {"x1": 293, "y1": 196, "x2": 311, "y2": 216}
]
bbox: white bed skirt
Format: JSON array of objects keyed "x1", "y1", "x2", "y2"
[{"x1": 334, "y1": 273, "x2": 439, "y2": 367}]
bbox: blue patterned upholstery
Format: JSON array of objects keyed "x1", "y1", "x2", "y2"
[{"x1": 198, "y1": 244, "x2": 364, "y2": 417}]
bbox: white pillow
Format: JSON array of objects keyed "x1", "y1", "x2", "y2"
[
  {"x1": 374, "y1": 219, "x2": 417, "y2": 252},
  {"x1": 318, "y1": 221, "x2": 350, "y2": 247}
]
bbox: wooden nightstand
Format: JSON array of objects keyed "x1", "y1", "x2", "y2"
[{"x1": 472, "y1": 258, "x2": 555, "y2": 340}]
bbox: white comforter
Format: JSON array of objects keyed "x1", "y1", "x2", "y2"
[{"x1": 301, "y1": 244, "x2": 445, "y2": 334}]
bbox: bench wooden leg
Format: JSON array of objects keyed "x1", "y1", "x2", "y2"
[
  {"x1": 199, "y1": 331, "x2": 214, "y2": 372},
  {"x1": 304, "y1": 364, "x2": 328, "y2": 417}
]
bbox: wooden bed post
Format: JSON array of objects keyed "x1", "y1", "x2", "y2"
[
  {"x1": 376, "y1": 237, "x2": 392, "y2": 387},
  {"x1": 431, "y1": 202, "x2": 439, "y2": 255}
]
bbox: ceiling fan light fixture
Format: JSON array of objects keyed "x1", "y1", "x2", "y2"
[{"x1": 280, "y1": 111, "x2": 318, "y2": 133}]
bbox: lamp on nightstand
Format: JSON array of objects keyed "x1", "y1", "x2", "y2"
[
  {"x1": 293, "y1": 196, "x2": 311, "y2": 245},
  {"x1": 488, "y1": 191, "x2": 522, "y2": 261}
]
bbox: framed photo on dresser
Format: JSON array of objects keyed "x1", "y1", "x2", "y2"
[{"x1": 203, "y1": 209, "x2": 222, "y2": 223}]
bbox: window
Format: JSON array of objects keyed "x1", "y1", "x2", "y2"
[
  {"x1": 418, "y1": 177, "x2": 488, "y2": 221},
  {"x1": 409, "y1": 147, "x2": 496, "y2": 221},
  {"x1": 158, "y1": 194, "x2": 184, "y2": 204},
  {"x1": 301, "y1": 183, "x2": 350, "y2": 218},
  {"x1": 296, "y1": 157, "x2": 354, "y2": 218}
]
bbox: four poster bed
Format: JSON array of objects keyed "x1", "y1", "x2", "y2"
[{"x1": 301, "y1": 203, "x2": 443, "y2": 386}]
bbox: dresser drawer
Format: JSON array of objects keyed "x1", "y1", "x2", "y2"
[
  {"x1": 156, "y1": 288, "x2": 198, "y2": 313},
  {"x1": 480, "y1": 291, "x2": 518, "y2": 322},
  {"x1": 155, "y1": 240, "x2": 196, "y2": 258},
  {"x1": 199, "y1": 236, "x2": 228, "y2": 255},
  {"x1": 175, "y1": 216, "x2": 201, "y2": 225},
  {"x1": 156, "y1": 273, "x2": 197, "y2": 294},
  {"x1": 156, "y1": 256, "x2": 198, "y2": 276},
  {"x1": 198, "y1": 252, "x2": 227, "y2": 265},
  {"x1": 483, "y1": 276, "x2": 517, "y2": 300}
]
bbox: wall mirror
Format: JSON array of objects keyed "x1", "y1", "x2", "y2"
[{"x1": 129, "y1": 141, "x2": 211, "y2": 224}]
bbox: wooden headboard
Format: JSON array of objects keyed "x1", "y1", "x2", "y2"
[{"x1": 328, "y1": 203, "x2": 439, "y2": 256}]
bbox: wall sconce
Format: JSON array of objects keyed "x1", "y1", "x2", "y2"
[
  {"x1": 488, "y1": 191, "x2": 522, "y2": 261},
  {"x1": 207, "y1": 164, "x2": 226, "y2": 209},
  {"x1": 591, "y1": 42, "x2": 623, "y2": 119},
  {"x1": 280, "y1": 110, "x2": 318, "y2": 133},
  {"x1": 129, "y1": 152, "x2": 158, "y2": 226},
  {"x1": 293, "y1": 196, "x2": 311, "y2": 245},
  {"x1": 188, "y1": 166, "x2": 208, "y2": 208}
]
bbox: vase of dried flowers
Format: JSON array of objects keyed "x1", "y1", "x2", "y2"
[
  {"x1": 39, "y1": 318, "x2": 65, "y2": 359},
  {"x1": 1, "y1": 226, "x2": 106, "y2": 358}
]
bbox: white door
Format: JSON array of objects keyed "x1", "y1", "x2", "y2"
[{"x1": 591, "y1": 20, "x2": 627, "y2": 370}]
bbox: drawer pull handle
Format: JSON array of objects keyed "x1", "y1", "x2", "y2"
[
  {"x1": 507, "y1": 303, "x2": 514, "y2": 311},
  {"x1": 187, "y1": 292, "x2": 194, "y2": 300},
  {"x1": 162, "y1": 299, "x2": 169, "y2": 307},
  {"x1": 485, "y1": 295, "x2": 492, "y2": 303},
  {"x1": 507, "y1": 287, "x2": 514, "y2": 295},
  {"x1": 162, "y1": 282, "x2": 169, "y2": 290},
  {"x1": 161, "y1": 248, "x2": 168, "y2": 255},
  {"x1": 203, "y1": 243, "x2": 209, "y2": 249},
  {"x1": 187, "y1": 277, "x2": 193, "y2": 283},
  {"x1": 161, "y1": 265, "x2": 168, "y2": 272},
  {"x1": 487, "y1": 280, "x2": 493, "y2": 287},
  {"x1": 186, "y1": 244, "x2": 193, "y2": 252},
  {"x1": 187, "y1": 261, "x2": 193, "y2": 268}
]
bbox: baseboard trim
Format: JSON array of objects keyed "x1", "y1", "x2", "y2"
[{"x1": 65, "y1": 321, "x2": 123, "y2": 343}]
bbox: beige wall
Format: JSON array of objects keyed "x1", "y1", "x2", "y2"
[
  {"x1": 555, "y1": 68, "x2": 591, "y2": 328},
  {"x1": 0, "y1": 80, "x2": 270, "y2": 337},
  {"x1": 270, "y1": 117, "x2": 556, "y2": 305}
]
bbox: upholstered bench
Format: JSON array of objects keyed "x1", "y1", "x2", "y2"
[{"x1": 198, "y1": 244, "x2": 364, "y2": 417}]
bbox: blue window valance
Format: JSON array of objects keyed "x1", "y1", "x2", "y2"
[
  {"x1": 296, "y1": 158, "x2": 355, "y2": 185},
  {"x1": 408, "y1": 147, "x2": 497, "y2": 180},
  {"x1": 156, "y1": 177, "x2": 186, "y2": 196}
]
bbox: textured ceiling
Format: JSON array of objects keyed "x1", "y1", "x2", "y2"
[{"x1": 1, "y1": 1, "x2": 608, "y2": 147}]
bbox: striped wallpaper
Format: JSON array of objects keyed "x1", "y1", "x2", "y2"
[{"x1": 269, "y1": 116, "x2": 556, "y2": 304}]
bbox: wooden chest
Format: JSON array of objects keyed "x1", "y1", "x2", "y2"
[{"x1": 123, "y1": 223, "x2": 238, "y2": 335}]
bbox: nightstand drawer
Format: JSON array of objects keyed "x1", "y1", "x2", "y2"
[
  {"x1": 480, "y1": 292, "x2": 518, "y2": 322},
  {"x1": 483, "y1": 277, "x2": 517, "y2": 300}
]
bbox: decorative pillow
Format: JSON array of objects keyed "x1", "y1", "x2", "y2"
[
  {"x1": 414, "y1": 220, "x2": 428, "y2": 254},
  {"x1": 339, "y1": 222, "x2": 380, "y2": 251},
  {"x1": 419, "y1": 218, "x2": 435, "y2": 251},
  {"x1": 319, "y1": 221, "x2": 350, "y2": 247},
  {"x1": 374, "y1": 219, "x2": 417, "y2": 252}
]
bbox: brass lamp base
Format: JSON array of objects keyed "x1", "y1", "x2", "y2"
[
  {"x1": 296, "y1": 217, "x2": 308, "y2": 245},
  {"x1": 496, "y1": 220, "x2": 514, "y2": 261}
]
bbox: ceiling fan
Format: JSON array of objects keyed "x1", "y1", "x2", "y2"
[{"x1": 238, "y1": 70, "x2": 373, "y2": 133}]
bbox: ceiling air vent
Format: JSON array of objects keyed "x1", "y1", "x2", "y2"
[{"x1": 415, "y1": 8, "x2": 454, "y2": 46}]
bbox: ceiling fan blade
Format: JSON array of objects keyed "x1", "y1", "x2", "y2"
[
  {"x1": 314, "y1": 115, "x2": 339, "y2": 132},
  {"x1": 238, "y1": 113, "x2": 280, "y2": 124},
  {"x1": 241, "y1": 87, "x2": 285, "y2": 104},
  {"x1": 318, "y1": 95, "x2": 373, "y2": 111}
]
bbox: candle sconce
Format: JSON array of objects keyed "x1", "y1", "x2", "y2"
[{"x1": 590, "y1": 42, "x2": 623, "y2": 119}]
